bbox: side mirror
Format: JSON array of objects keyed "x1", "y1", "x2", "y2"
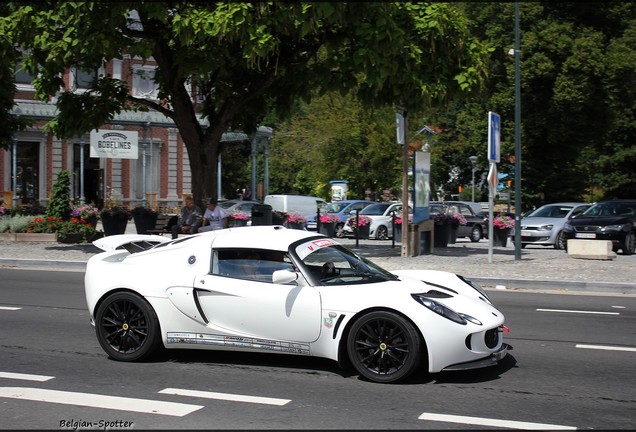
[{"x1": 272, "y1": 269, "x2": 298, "y2": 285}]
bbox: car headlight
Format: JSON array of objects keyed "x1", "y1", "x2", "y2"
[
  {"x1": 539, "y1": 224, "x2": 553, "y2": 231},
  {"x1": 412, "y1": 295, "x2": 466, "y2": 325},
  {"x1": 600, "y1": 224, "x2": 625, "y2": 232},
  {"x1": 563, "y1": 222, "x2": 572, "y2": 231}
]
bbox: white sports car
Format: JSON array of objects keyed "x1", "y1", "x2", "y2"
[{"x1": 85, "y1": 226, "x2": 508, "y2": 383}]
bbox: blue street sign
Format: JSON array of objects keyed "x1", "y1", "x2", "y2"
[{"x1": 488, "y1": 112, "x2": 501, "y2": 163}]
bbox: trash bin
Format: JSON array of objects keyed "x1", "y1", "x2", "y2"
[{"x1": 251, "y1": 204, "x2": 273, "y2": 226}]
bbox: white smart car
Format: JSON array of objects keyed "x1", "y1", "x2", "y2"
[{"x1": 85, "y1": 226, "x2": 508, "y2": 383}]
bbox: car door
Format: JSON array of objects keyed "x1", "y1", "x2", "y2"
[{"x1": 192, "y1": 248, "x2": 322, "y2": 343}]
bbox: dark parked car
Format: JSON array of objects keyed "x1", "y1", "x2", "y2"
[
  {"x1": 562, "y1": 199, "x2": 636, "y2": 255},
  {"x1": 430, "y1": 201, "x2": 487, "y2": 242}
]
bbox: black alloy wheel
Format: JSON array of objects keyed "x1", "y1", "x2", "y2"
[
  {"x1": 95, "y1": 292, "x2": 162, "y2": 361},
  {"x1": 622, "y1": 230, "x2": 635, "y2": 255},
  {"x1": 376, "y1": 225, "x2": 389, "y2": 240},
  {"x1": 347, "y1": 311, "x2": 423, "y2": 383},
  {"x1": 554, "y1": 231, "x2": 566, "y2": 250},
  {"x1": 470, "y1": 225, "x2": 482, "y2": 242}
]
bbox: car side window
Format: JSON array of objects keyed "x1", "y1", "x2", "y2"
[{"x1": 212, "y1": 249, "x2": 295, "y2": 283}]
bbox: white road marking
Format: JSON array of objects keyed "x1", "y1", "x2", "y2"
[
  {"x1": 0, "y1": 306, "x2": 21, "y2": 311},
  {"x1": 418, "y1": 412, "x2": 576, "y2": 430},
  {"x1": 0, "y1": 372, "x2": 54, "y2": 382},
  {"x1": 0, "y1": 387, "x2": 203, "y2": 416},
  {"x1": 159, "y1": 387, "x2": 290, "y2": 406},
  {"x1": 576, "y1": 344, "x2": 636, "y2": 352},
  {"x1": 537, "y1": 308, "x2": 619, "y2": 315}
]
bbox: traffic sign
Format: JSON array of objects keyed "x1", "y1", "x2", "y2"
[{"x1": 488, "y1": 112, "x2": 501, "y2": 163}]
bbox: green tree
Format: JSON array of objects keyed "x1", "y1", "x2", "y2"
[
  {"x1": 45, "y1": 170, "x2": 72, "y2": 220},
  {"x1": 1, "y1": 2, "x2": 488, "y2": 205}
]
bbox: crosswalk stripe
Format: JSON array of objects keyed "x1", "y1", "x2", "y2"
[
  {"x1": 418, "y1": 412, "x2": 576, "y2": 430},
  {"x1": 159, "y1": 387, "x2": 290, "y2": 406},
  {"x1": 0, "y1": 372, "x2": 54, "y2": 382},
  {"x1": 0, "y1": 387, "x2": 203, "y2": 416}
]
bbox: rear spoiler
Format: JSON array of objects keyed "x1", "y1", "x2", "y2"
[{"x1": 93, "y1": 234, "x2": 172, "y2": 254}]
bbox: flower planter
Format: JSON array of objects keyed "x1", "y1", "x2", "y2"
[
  {"x1": 449, "y1": 225, "x2": 459, "y2": 244},
  {"x1": 353, "y1": 224, "x2": 370, "y2": 240},
  {"x1": 433, "y1": 224, "x2": 450, "y2": 248},
  {"x1": 229, "y1": 218, "x2": 248, "y2": 227},
  {"x1": 133, "y1": 212, "x2": 158, "y2": 235},
  {"x1": 286, "y1": 222, "x2": 305, "y2": 230},
  {"x1": 494, "y1": 228, "x2": 510, "y2": 247},
  {"x1": 57, "y1": 233, "x2": 85, "y2": 244},
  {"x1": 101, "y1": 213, "x2": 129, "y2": 236},
  {"x1": 319, "y1": 222, "x2": 336, "y2": 238},
  {"x1": 393, "y1": 225, "x2": 402, "y2": 242}
]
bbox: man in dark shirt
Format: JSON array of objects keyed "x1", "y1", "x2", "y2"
[{"x1": 171, "y1": 196, "x2": 202, "y2": 239}]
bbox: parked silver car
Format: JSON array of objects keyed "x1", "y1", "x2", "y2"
[{"x1": 516, "y1": 202, "x2": 591, "y2": 249}]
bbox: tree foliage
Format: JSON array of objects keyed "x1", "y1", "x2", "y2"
[{"x1": 0, "y1": 2, "x2": 488, "y2": 206}]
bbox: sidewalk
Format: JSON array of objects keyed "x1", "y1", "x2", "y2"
[{"x1": 1, "y1": 224, "x2": 635, "y2": 295}]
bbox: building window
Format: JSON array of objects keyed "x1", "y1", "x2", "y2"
[
  {"x1": 12, "y1": 142, "x2": 40, "y2": 205},
  {"x1": 132, "y1": 66, "x2": 159, "y2": 99}
]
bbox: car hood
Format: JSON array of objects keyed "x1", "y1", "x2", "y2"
[
  {"x1": 569, "y1": 215, "x2": 634, "y2": 226},
  {"x1": 520, "y1": 216, "x2": 566, "y2": 227}
]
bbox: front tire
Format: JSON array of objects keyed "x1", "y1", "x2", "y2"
[
  {"x1": 376, "y1": 225, "x2": 389, "y2": 240},
  {"x1": 621, "y1": 231, "x2": 635, "y2": 255},
  {"x1": 554, "y1": 231, "x2": 566, "y2": 250},
  {"x1": 347, "y1": 311, "x2": 423, "y2": 383},
  {"x1": 95, "y1": 292, "x2": 162, "y2": 361},
  {"x1": 470, "y1": 225, "x2": 482, "y2": 242}
]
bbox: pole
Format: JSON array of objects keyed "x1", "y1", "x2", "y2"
[
  {"x1": 488, "y1": 162, "x2": 495, "y2": 264},
  {"x1": 142, "y1": 124, "x2": 147, "y2": 207},
  {"x1": 263, "y1": 137, "x2": 270, "y2": 197},
  {"x1": 80, "y1": 141, "x2": 86, "y2": 204},
  {"x1": 400, "y1": 109, "x2": 410, "y2": 257},
  {"x1": 251, "y1": 136, "x2": 257, "y2": 200},
  {"x1": 514, "y1": 1, "x2": 522, "y2": 260},
  {"x1": 12, "y1": 138, "x2": 18, "y2": 209},
  {"x1": 148, "y1": 121, "x2": 153, "y2": 208},
  {"x1": 471, "y1": 166, "x2": 476, "y2": 202}
]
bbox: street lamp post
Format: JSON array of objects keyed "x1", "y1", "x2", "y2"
[{"x1": 469, "y1": 155, "x2": 478, "y2": 202}]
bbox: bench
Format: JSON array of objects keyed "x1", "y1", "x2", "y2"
[{"x1": 146, "y1": 214, "x2": 178, "y2": 236}]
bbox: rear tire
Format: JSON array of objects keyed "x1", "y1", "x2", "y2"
[
  {"x1": 346, "y1": 311, "x2": 422, "y2": 383},
  {"x1": 621, "y1": 231, "x2": 635, "y2": 255},
  {"x1": 95, "y1": 292, "x2": 162, "y2": 361}
]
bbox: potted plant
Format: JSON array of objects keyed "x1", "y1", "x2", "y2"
[
  {"x1": 228, "y1": 210, "x2": 250, "y2": 227},
  {"x1": 285, "y1": 212, "x2": 307, "y2": 230},
  {"x1": 131, "y1": 206, "x2": 159, "y2": 234},
  {"x1": 346, "y1": 215, "x2": 372, "y2": 239},
  {"x1": 72, "y1": 203, "x2": 99, "y2": 228},
  {"x1": 272, "y1": 210, "x2": 288, "y2": 226},
  {"x1": 100, "y1": 202, "x2": 131, "y2": 236},
  {"x1": 448, "y1": 212, "x2": 468, "y2": 244},
  {"x1": 319, "y1": 213, "x2": 340, "y2": 237},
  {"x1": 431, "y1": 212, "x2": 452, "y2": 247},
  {"x1": 493, "y1": 214, "x2": 515, "y2": 247},
  {"x1": 393, "y1": 213, "x2": 412, "y2": 243},
  {"x1": 56, "y1": 216, "x2": 101, "y2": 243}
]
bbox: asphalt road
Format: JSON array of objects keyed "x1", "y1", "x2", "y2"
[{"x1": 1, "y1": 268, "x2": 635, "y2": 430}]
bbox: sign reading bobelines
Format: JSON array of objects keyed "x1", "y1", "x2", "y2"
[{"x1": 89, "y1": 129, "x2": 139, "y2": 159}]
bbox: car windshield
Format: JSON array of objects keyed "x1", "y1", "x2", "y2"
[
  {"x1": 294, "y1": 238, "x2": 398, "y2": 285},
  {"x1": 527, "y1": 205, "x2": 573, "y2": 218},
  {"x1": 325, "y1": 202, "x2": 349, "y2": 213},
  {"x1": 360, "y1": 203, "x2": 391, "y2": 216},
  {"x1": 582, "y1": 202, "x2": 636, "y2": 217},
  {"x1": 219, "y1": 200, "x2": 238, "y2": 209}
]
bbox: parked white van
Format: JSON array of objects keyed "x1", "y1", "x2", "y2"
[{"x1": 264, "y1": 194, "x2": 327, "y2": 216}]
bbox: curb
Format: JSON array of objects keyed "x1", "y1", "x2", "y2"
[{"x1": 2, "y1": 258, "x2": 635, "y2": 295}]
